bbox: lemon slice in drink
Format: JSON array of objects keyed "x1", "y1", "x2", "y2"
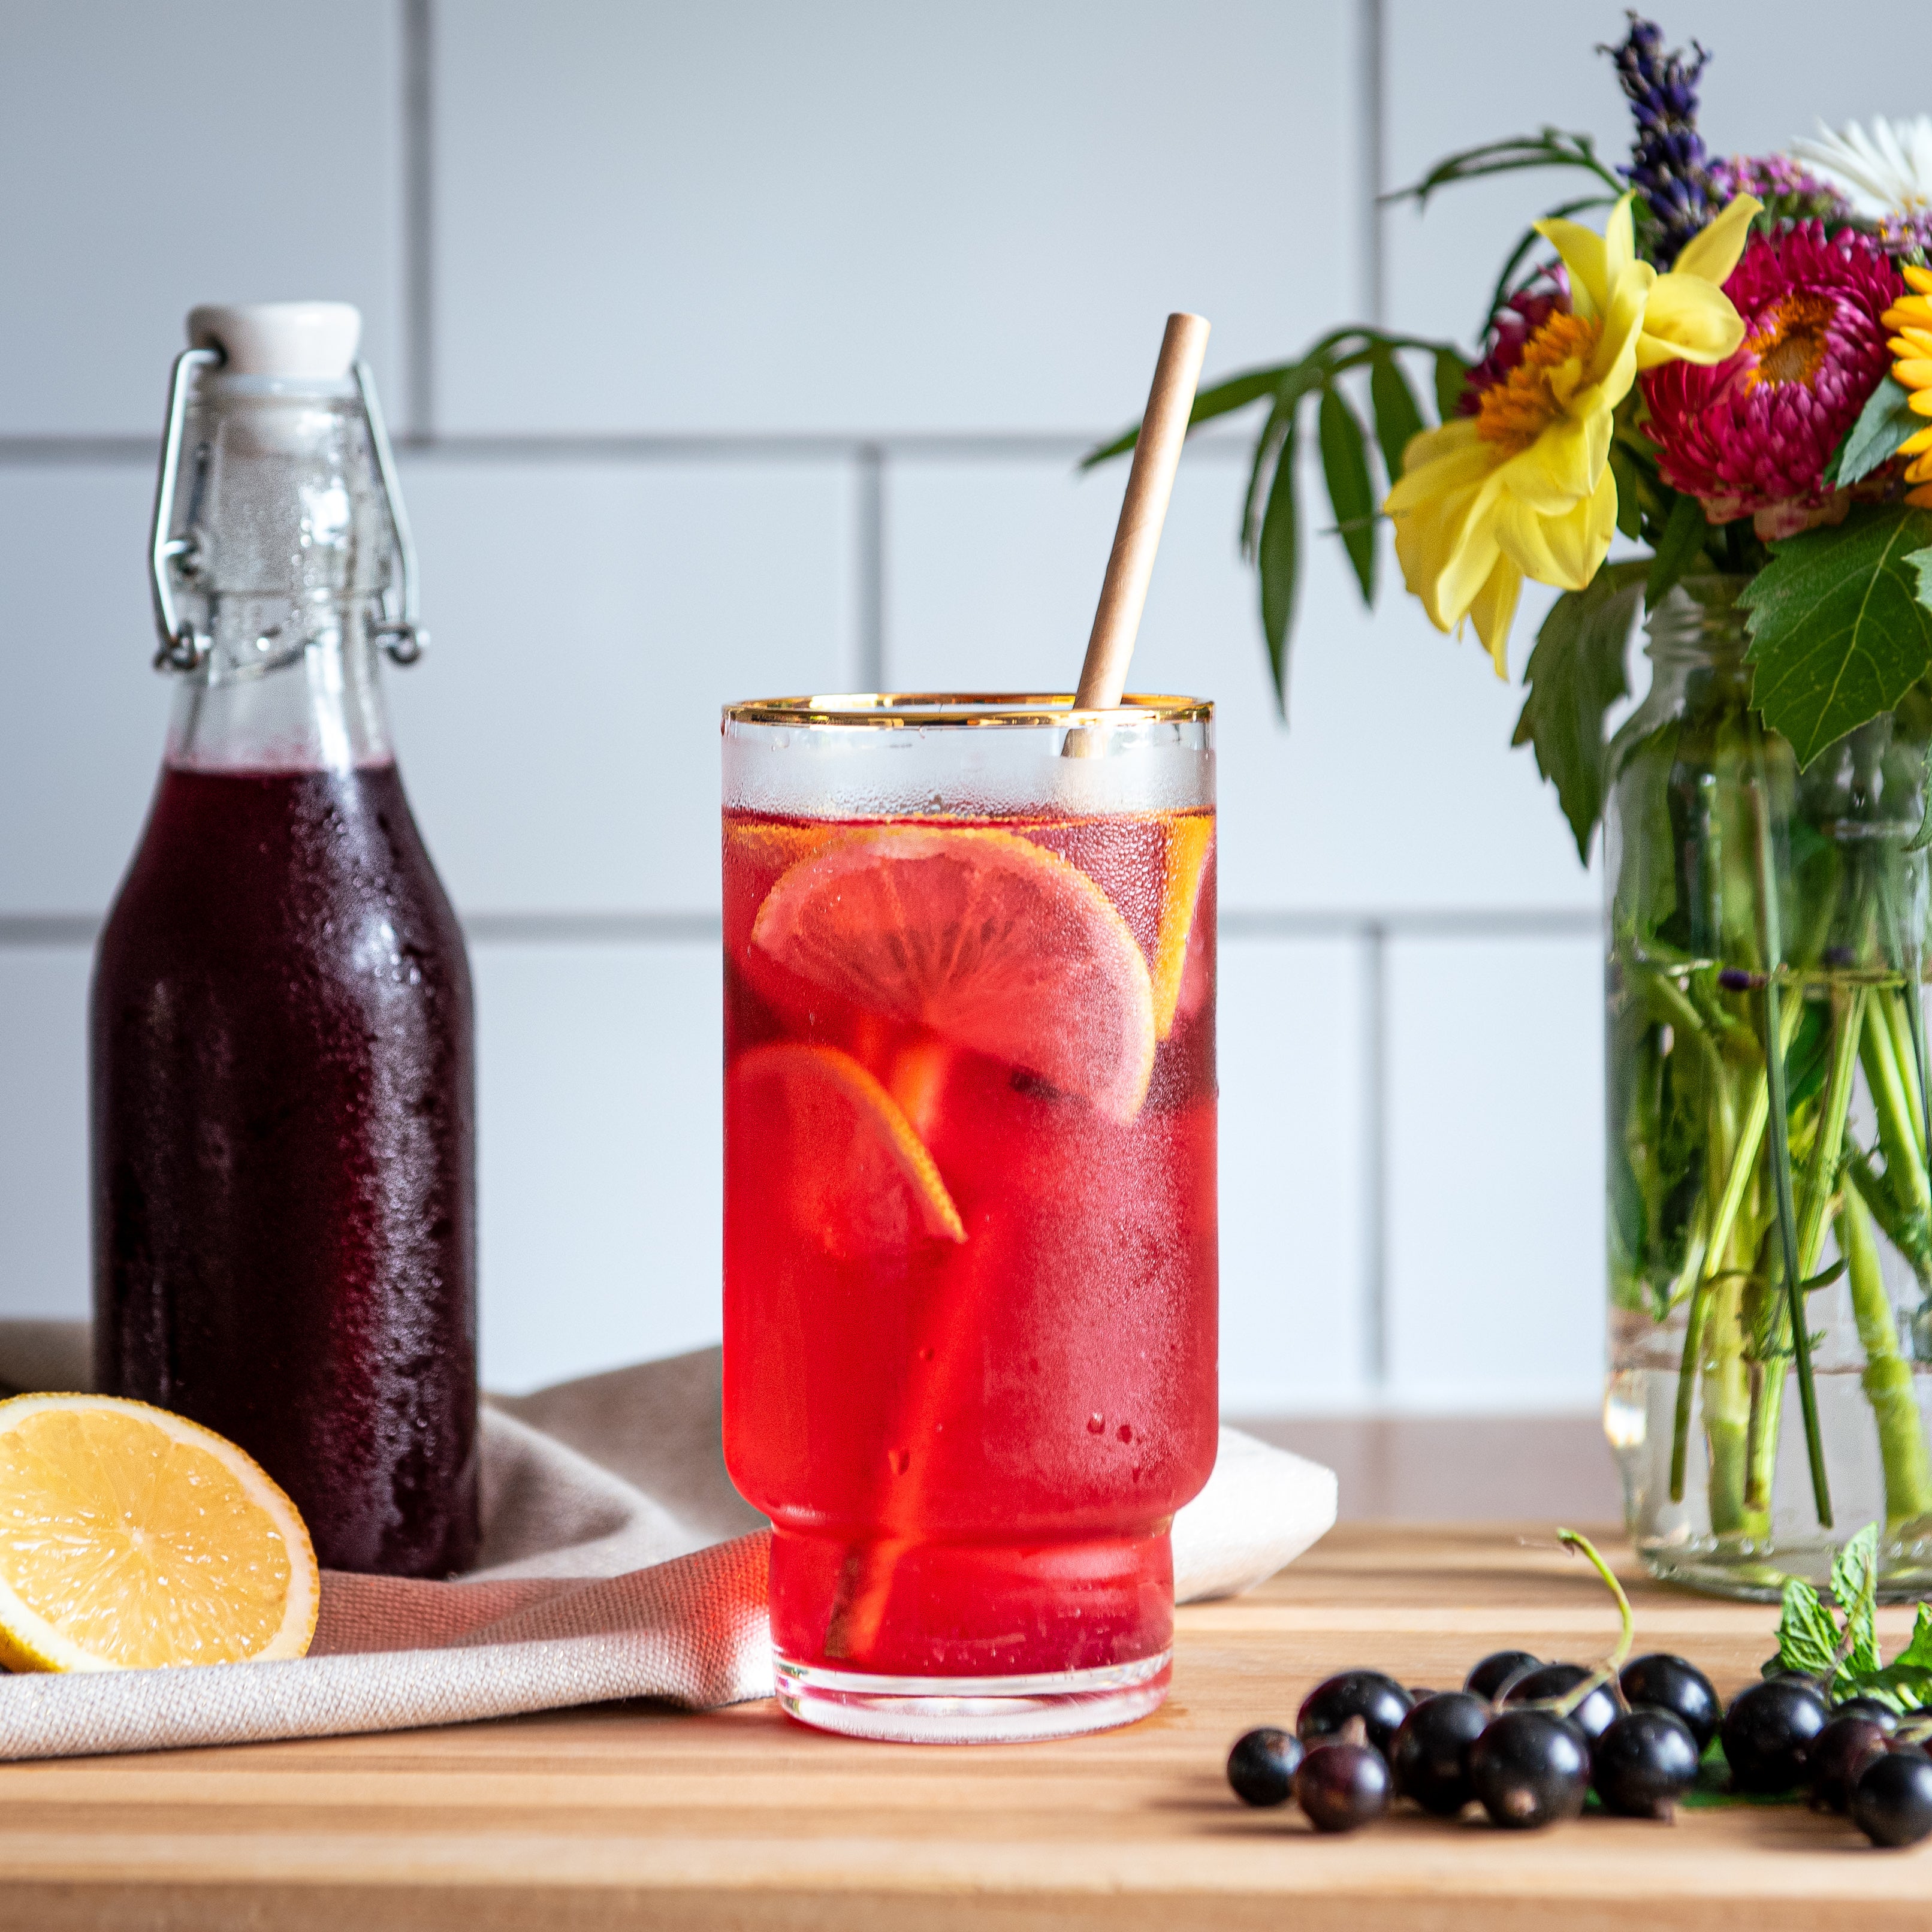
[
  {"x1": 751, "y1": 826, "x2": 1157, "y2": 1123},
  {"x1": 0, "y1": 1393, "x2": 318, "y2": 1673},
  {"x1": 1151, "y1": 814, "x2": 1215, "y2": 1041},
  {"x1": 732, "y1": 1042, "x2": 966, "y2": 1257}
]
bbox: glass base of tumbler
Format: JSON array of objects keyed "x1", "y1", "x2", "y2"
[{"x1": 774, "y1": 1650, "x2": 1170, "y2": 1743}]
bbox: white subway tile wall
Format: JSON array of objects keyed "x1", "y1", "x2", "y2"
[{"x1": 0, "y1": 0, "x2": 1673, "y2": 1409}]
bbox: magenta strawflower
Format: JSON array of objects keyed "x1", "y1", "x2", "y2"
[{"x1": 1641, "y1": 222, "x2": 1899, "y2": 533}]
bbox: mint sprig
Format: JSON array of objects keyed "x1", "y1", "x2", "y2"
[{"x1": 1764, "y1": 1523, "x2": 1931, "y2": 1710}]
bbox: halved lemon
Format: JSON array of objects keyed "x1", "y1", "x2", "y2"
[
  {"x1": 751, "y1": 826, "x2": 1157, "y2": 1123},
  {"x1": 731, "y1": 1042, "x2": 966, "y2": 1258},
  {"x1": 0, "y1": 1393, "x2": 318, "y2": 1673}
]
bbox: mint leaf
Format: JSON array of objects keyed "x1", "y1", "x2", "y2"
[
  {"x1": 1891, "y1": 1601, "x2": 1932, "y2": 1675},
  {"x1": 1831, "y1": 375, "x2": 1919, "y2": 488},
  {"x1": 1831, "y1": 1522, "x2": 1882, "y2": 1676},
  {"x1": 1741, "y1": 505, "x2": 1932, "y2": 768},
  {"x1": 1767, "y1": 1575, "x2": 1841, "y2": 1680},
  {"x1": 1511, "y1": 562, "x2": 1647, "y2": 862}
]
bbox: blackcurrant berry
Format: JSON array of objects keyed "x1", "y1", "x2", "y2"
[
  {"x1": 1590, "y1": 1708, "x2": 1700, "y2": 1819},
  {"x1": 1850, "y1": 1748, "x2": 1932, "y2": 1848},
  {"x1": 1465, "y1": 1649, "x2": 1541, "y2": 1702},
  {"x1": 1390, "y1": 1691, "x2": 1488, "y2": 1816},
  {"x1": 1297, "y1": 1670, "x2": 1413, "y2": 1759},
  {"x1": 1619, "y1": 1653, "x2": 1720, "y2": 1754},
  {"x1": 1721, "y1": 1678, "x2": 1830, "y2": 1794},
  {"x1": 1831, "y1": 1695, "x2": 1900, "y2": 1732},
  {"x1": 1469, "y1": 1708, "x2": 1590, "y2": 1830},
  {"x1": 1503, "y1": 1662, "x2": 1619, "y2": 1746},
  {"x1": 1227, "y1": 1726, "x2": 1303, "y2": 1807},
  {"x1": 1809, "y1": 1715, "x2": 1890, "y2": 1814},
  {"x1": 1294, "y1": 1739, "x2": 1391, "y2": 1833}
]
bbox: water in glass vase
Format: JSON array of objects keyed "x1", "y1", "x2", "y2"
[{"x1": 1605, "y1": 578, "x2": 1932, "y2": 1598}]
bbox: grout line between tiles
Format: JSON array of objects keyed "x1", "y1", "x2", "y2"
[
  {"x1": 0, "y1": 432, "x2": 1259, "y2": 469},
  {"x1": 0, "y1": 908, "x2": 1602, "y2": 950},
  {"x1": 856, "y1": 445, "x2": 886, "y2": 690},
  {"x1": 402, "y1": 0, "x2": 436, "y2": 439},
  {"x1": 1360, "y1": 0, "x2": 1385, "y2": 326},
  {"x1": 1363, "y1": 922, "x2": 1388, "y2": 1390}
]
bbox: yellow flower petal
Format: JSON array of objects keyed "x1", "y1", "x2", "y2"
[
  {"x1": 1492, "y1": 465, "x2": 1614, "y2": 591},
  {"x1": 1603, "y1": 196, "x2": 1637, "y2": 286},
  {"x1": 1466, "y1": 556, "x2": 1523, "y2": 677},
  {"x1": 1912, "y1": 390, "x2": 1932, "y2": 418},
  {"x1": 1385, "y1": 419, "x2": 1490, "y2": 511},
  {"x1": 1890, "y1": 330, "x2": 1932, "y2": 359},
  {"x1": 1899, "y1": 424, "x2": 1932, "y2": 455},
  {"x1": 1897, "y1": 360, "x2": 1932, "y2": 389},
  {"x1": 1536, "y1": 215, "x2": 1611, "y2": 318},
  {"x1": 1907, "y1": 482, "x2": 1932, "y2": 508},
  {"x1": 1906, "y1": 264, "x2": 1932, "y2": 296},
  {"x1": 1636, "y1": 271, "x2": 1747, "y2": 369},
  {"x1": 1885, "y1": 299, "x2": 1932, "y2": 332},
  {"x1": 1670, "y1": 195, "x2": 1762, "y2": 285},
  {"x1": 1498, "y1": 409, "x2": 1604, "y2": 515}
]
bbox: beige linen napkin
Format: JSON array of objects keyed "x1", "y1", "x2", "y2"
[{"x1": 0, "y1": 1321, "x2": 1336, "y2": 1761}]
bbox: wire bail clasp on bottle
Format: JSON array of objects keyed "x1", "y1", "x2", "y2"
[{"x1": 147, "y1": 352, "x2": 428, "y2": 672}]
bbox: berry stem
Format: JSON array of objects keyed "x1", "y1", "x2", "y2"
[{"x1": 1556, "y1": 1528, "x2": 1634, "y2": 1701}]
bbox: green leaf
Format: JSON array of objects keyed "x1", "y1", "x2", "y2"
[
  {"x1": 1889, "y1": 1601, "x2": 1932, "y2": 1674},
  {"x1": 1740, "y1": 505, "x2": 1932, "y2": 768},
  {"x1": 1830, "y1": 375, "x2": 1920, "y2": 488},
  {"x1": 1610, "y1": 443, "x2": 1644, "y2": 541},
  {"x1": 1646, "y1": 491, "x2": 1711, "y2": 613},
  {"x1": 1511, "y1": 561, "x2": 1647, "y2": 862},
  {"x1": 1318, "y1": 385, "x2": 1376, "y2": 605},
  {"x1": 1368, "y1": 351, "x2": 1426, "y2": 486},
  {"x1": 1767, "y1": 1575, "x2": 1842, "y2": 1680},
  {"x1": 1080, "y1": 364, "x2": 1291, "y2": 469},
  {"x1": 1434, "y1": 349, "x2": 1471, "y2": 423},
  {"x1": 1382, "y1": 126, "x2": 1623, "y2": 210},
  {"x1": 1257, "y1": 419, "x2": 1300, "y2": 720},
  {"x1": 1831, "y1": 1522, "x2": 1882, "y2": 1676}
]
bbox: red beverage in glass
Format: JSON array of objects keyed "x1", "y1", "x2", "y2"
[
  {"x1": 722, "y1": 695, "x2": 1218, "y2": 1741},
  {"x1": 93, "y1": 763, "x2": 478, "y2": 1576}
]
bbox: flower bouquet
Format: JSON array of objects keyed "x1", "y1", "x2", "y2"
[{"x1": 1095, "y1": 18, "x2": 1932, "y2": 1594}]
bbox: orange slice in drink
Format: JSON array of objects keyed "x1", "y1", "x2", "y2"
[
  {"x1": 1151, "y1": 814, "x2": 1215, "y2": 1040},
  {"x1": 731, "y1": 1042, "x2": 966, "y2": 1258},
  {"x1": 751, "y1": 826, "x2": 1157, "y2": 1123}
]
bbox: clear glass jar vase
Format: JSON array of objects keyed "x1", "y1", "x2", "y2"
[{"x1": 1605, "y1": 575, "x2": 1932, "y2": 1599}]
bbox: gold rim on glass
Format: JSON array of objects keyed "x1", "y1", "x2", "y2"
[{"x1": 723, "y1": 692, "x2": 1212, "y2": 728}]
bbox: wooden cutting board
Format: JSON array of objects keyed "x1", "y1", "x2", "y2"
[{"x1": 0, "y1": 1522, "x2": 1922, "y2": 1931}]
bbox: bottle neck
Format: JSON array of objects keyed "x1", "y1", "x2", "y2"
[
  {"x1": 166, "y1": 618, "x2": 393, "y2": 774},
  {"x1": 162, "y1": 373, "x2": 397, "y2": 774}
]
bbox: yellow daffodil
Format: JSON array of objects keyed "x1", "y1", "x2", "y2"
[
  {"x1": 1385, "y1": 192, "x2": 1759, "y2": 674},
  {"x1": 1881, "y1": 264, "x2": 1932, "y2": 506}
]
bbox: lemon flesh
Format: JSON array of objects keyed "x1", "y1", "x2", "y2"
[{"x1": 0, "y1": 1394, "x2": 318, "y2": 1673}]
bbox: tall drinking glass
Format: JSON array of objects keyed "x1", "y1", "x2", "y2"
[{"x1": 722, "y1": 694, "x2": 1217, "y2": 1742}]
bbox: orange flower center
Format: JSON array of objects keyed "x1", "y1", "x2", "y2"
[
  {"x1": 1475, "y1": 312, "x2": 1601, "y2": 456},
  {"x1": 1744, "y1": 291, "x2": 1836, "y2": 389}
]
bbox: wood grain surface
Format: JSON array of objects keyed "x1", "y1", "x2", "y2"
[{"x1": 0, "y1": 1521, "x2": 1922, "y2": 1931}]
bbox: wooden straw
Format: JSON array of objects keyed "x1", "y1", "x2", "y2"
[{"x1": 1073, "y1": 311, "x2": 1211, "y2": 714}]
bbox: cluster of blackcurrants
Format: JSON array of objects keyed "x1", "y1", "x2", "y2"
[{"x1": 1227, "y1": 1650, "x2": 1932, "y2": 1846}]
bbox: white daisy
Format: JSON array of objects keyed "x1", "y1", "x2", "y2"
[{"x1": 1791, "y1": 116, "x2": 1932, "y2": 218}]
